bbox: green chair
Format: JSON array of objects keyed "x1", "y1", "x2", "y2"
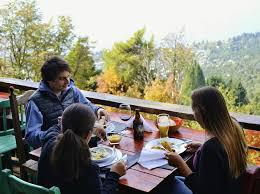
[
  {"x1": 0, "y1": 99, "x2": 16, "y2": 170},
  {"x1": 0, "y1": 99, "x2": 14, "y2": 136},
  {"x1": 0, "y1": 169, "x2": 60, "y2": 194},
  {"x1": 9, "y1": 87, "x2": 38, "y2": 181},
  {"x1": 0, "y1": 89, "x2": 34, "y2": 171},
  {"x1": 0, "y1": 89, "x2": 34, "y2": 136}
]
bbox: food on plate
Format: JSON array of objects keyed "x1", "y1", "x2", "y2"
[
  {"x1": 151, "y1": 145, "x2": 166, "y2": 151},
  {"x1": 151, "y1": 140, "x2": 175, "y2": 152},
  {"x1": 107, "y1": 134, "x2": 122, "y2": 144},
  {"x1": 161, "y1": 140, "x2": 175, "y2": 152},
  {"x1": 91, "y1": 148, "x2": 110, "y2": 160}
]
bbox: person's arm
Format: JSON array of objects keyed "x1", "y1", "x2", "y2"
[
  {"x1": 101, "y1": 172, "x2": 120, "y2": 194},
  {"x1": 87, "y1": 164, "x2": 120, "y2": 194},
  {"x1": 101, "y1": 161, "x2": 125, "y2": 194},
  {"x1": 25, "y1": 101, "x2": 47, "y2": 148},
  {"x1": 185, "y1": 140, "x2": 228, "y2": 194},
  {"x1": 73, "y1": 87, "x2": 99, "y2": 114}
]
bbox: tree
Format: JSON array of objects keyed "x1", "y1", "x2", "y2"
[
  {"x1": 52, "y1": 16, "x2": 75, "y2": 56},
  {"x1": 66, "y1": 37, "x2": 98, "y2": 90},
  {"x1": 96, "y1": 67, "x2": 123, "y2": 95},
  {"x1": 0, "y1": 0, "x2": 75, "y2": 80},
  {"x1": 181, "y1": 62, "x2": 206, "y2": 105},
  {"x1": 144, "y1": 79, "x2": 172, "y2": 103},
  {"x1": 99, "y1": 28, "x2": 155, "y2": 93},
  {"x1": 217, "y1": 84, "x2": 237, "y2": 112},
  {"x1": 156, "y1": 31, "x2": 195, "y2": 90},
  {"x1": 0, "y1": 0, "x2": 41, "y2": 79},
  {"x1": 206, "y1": 76, "x2": 226, "y2": 88},
  {"x1": 125, "y1": 84, "x2": 142, "y2": 99},
  {"x1": 233, "y1": 81, "x2": 249, "y2": 107}
]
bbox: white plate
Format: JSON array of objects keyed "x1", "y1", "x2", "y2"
[
  {"x1": 90, "y1": 147, "x2": 114, "y2": 163},
  {"x1": 145, "y1": 137, "x2": 187, "y2": 154},
  {"x1": 96, "y1": 147, "x2": 123, "y2": 167}
]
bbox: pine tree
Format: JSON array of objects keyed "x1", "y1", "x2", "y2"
[
  {"x1": 66, "y1": 37, "x2": 98, "y2": 90},
  {"x1": 181, "y1": 62, "x2": 205, "y2": 105},
  {"x1": 234, "y1": 81, "x2": 248, "y2": 106}
]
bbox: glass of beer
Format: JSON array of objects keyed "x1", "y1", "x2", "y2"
[{"x1": 157, "y1": 114, "x2": 170, "y2": 138}]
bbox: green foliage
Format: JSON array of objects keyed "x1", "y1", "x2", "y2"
[
  {"x1": 181, "y1": 62, "x2": 206, "y2": 105},
  {"x1": 193, "y1": 32, "x2": 260, "y2": 113},
  {"x1": 0, "y1": 1, "x2": 259, "y2": 117},
  {"x1": 156, "y1": 32, "x2": 195, "y2": 90},
  {"x1": 53, "y1": 16, "x2": 75, "y2": 55},
  {"x1": 206, "y1": 76, "x2": 226, "y2": 87},
  {"x1": 208, "y1": 79, "x2": 250, "y2": 113},
  {"x1": 65, "y1": 37, "x2": 98, "y2": 90},
  {"x1": 0, "y1": 0, "x2": 75, "y2": 80},
  {"x1": 233, "y1": 81, "x2": 249, "y2": 107},
  {"x1": 101, "y1": 28, "x2": 155, "y2": 92}
]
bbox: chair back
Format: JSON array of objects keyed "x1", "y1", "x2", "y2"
[
  {"x1": 242, "y1": 165, "x2": 260, "y2": 194},
  {"x1": 0, "y1": 169, "x2": 60, "y2": 194},
  {"x1": 16, "y1": 90, "x2": 34, "y2": 127},
  {"x1": 0, "y1": 99, "x2": 11, "y2": 133},
  {"x1": 0, "y1": 89, "x2": 34, "y2": 135},
  {"x1": 8, "y1": 87, "x2": 36, "y2": 180},
  {"x1": 9, "y1": 87, "x2": 27, "y2": 165}
]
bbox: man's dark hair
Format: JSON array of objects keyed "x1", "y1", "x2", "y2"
[{"x1": 41, "y1": 56, "x2": 71, "y2": 82}]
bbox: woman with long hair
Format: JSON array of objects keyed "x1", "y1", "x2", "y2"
[
  {"x1": 37, "y1": 103, "x2": 126, "y2": 194},
  {"x1": 165, "y1": 86, "x2": 247, "y2": 194}
]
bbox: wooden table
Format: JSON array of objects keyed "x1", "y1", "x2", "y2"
[{"x1": 29, "y1": 113, "x2": 203, "y2": 193}]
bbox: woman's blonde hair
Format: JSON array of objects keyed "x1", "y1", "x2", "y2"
[{"x1": 191, "y1": 86, "x2": 247, "y2": 178}]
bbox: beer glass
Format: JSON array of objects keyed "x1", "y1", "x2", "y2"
[
  {"x1": 157, "y1": 114, "x2": 170, "y2": 138},
  {"x1": 119, "y1": 104, "x2": 132, "y2": 121}
]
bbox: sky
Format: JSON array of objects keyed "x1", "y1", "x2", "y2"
[{"x1": 1, "y1": 0, "x2": 260, "y2": 50}]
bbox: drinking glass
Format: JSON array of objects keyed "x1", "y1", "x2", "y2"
[
  {"x1": 107, "y1": 132, "x2": 122, "y2": 145},
  {"x1": 157, "y1": 114, "x2": 170, "y2": 138},
  {"x1": 119, "y1": 104, "x2": 131, "y2": 121}
]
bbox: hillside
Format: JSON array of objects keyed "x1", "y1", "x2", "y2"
[{"x1": 193, "y1": 32, "x2": 260, "y2": 100}]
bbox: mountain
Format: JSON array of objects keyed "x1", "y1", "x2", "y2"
[{"x1": 192, "y1": 32, "x2": 260, "y2": 100}]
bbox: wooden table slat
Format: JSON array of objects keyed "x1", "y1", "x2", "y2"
[{"x1": 120, "y1": 169, "x2": 163, "y2": 193}]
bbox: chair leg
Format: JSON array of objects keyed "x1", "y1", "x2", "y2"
[
  {"x1": 0, "y1": 154, "x2": 3, "y2": 170},
  {"x1": 5, "y1": 152, "x2": 12, "y2": 170},
  {"x1": 20, "y1": 165, "x2": 28, "y2": 181}
]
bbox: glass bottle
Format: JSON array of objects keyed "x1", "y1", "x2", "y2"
[{"x1": 133, "y1": 109, "x2": 144, "y2": 140}]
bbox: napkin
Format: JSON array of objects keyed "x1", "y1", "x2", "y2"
[
  {"x1": 138, "y1": 148, "x2": 168, "y2": 170},
  {"x1": 126, "y1": 115, "x2": 158, "y2": 132}
]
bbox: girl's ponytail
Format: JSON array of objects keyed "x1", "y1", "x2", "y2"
[
  {"x1": 51, "y1": 129, "x2": 91, "y2": 181},
  {"x1": 51, "y1": 103, "x2": 96, "y2": 181}
]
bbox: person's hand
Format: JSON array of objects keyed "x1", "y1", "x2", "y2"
[
  {"x1": 93, "y1": 127, "x2": 107, "y2": 140},
  {"x1": 110, "y1": 161, "x2": 126, "y2": 177},
  {"x1": 185, "y1": 142, "x2": 202, "y2": 153},
  {"x1": 97, "y1": 108, "x2": 109, "y2": 121},
  {"x1": 165, "y1": 152, "x2": 192, "y2": 177},
  {"x1": 165, "y1": 152, "x2": 185, "y2": 167}
]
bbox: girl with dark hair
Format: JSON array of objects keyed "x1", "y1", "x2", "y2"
[
  {"x1": 165, "y1": 86, "x2": 247, "y2": 194},
  {"x1": 37, "y1": 103, "x2": 126, "y2": 194}
]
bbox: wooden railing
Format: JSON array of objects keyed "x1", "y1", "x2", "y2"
[{"x1": 0, "y1": 77, "x2": 260, "y2": 131}]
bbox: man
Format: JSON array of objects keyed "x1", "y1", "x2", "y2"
[{"x1": 26, "y1": 56, "x2": 108, "y2": 148}]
